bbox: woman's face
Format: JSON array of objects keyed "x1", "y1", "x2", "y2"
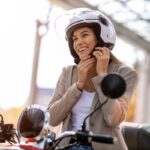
[{"x1": 72, "y1": 27, "x2": 98, "y2": 60}]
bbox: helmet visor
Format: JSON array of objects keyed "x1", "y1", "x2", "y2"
[{"x1": 54, "y1": 8, "x2": 97, "y2": 39}]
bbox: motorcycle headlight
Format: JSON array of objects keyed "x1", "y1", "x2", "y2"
[{"x1": 17, "y1": 104, "x2": 50, "y2": 139}]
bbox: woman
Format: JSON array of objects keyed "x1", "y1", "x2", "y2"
[{"x1": 48, "y1": 8, "x2": 137, "y2": 150}]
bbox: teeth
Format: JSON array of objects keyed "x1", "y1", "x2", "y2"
[{"x1": 79, "y1": 48, "x2": 86, "y2": 52}]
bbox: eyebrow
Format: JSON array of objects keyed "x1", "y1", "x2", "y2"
[{"x1": 73, "y1": 30, "x2": 90, "y2": 38}]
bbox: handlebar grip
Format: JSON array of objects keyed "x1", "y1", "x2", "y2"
[
  {"x1": 91, "y1": 133, "x2": 117, "y2": 144},
  {"x1": 76, "y1": 131, "x2": 118, "y2": 144}
]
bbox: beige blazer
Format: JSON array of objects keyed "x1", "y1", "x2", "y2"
[{"x1": 48, "y1": 61, "x2": 137, "y2": 150}]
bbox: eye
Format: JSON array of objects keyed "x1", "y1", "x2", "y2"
[
  {"x1": 82, "y1": 33, "x2": 88, "y2": 38},
  {"x1": 72, "y1": 37, "x2": 77, "y2": 42}
]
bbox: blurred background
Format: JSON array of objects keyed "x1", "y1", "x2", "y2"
[{"x1": 0, "y1": 0, "x2": 150, "y2": 128}]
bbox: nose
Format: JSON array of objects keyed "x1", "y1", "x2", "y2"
[{"x1": 75, "y1": 37, "x2": 84, "y2": 47}]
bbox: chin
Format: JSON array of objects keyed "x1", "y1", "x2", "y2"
[{"x1": 80, "y1": 54, "x2": 91, "y2": 59}]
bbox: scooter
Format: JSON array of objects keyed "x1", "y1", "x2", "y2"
[
  {"x1": 16, "y1": 73, "x2": 126, "y2": 150},
  {"x1": 1, "y1": 74, "x2": 150, "y2": 150}
]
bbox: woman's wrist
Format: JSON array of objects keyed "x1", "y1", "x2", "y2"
[
  {"x1": 76, "y1": 82, "x2": 83, "y2": 92},
  {"x1": 98, "y1": 70, "x2": 107, "y2": 76}
]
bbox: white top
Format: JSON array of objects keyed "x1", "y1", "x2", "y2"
[{"x1": 71, "y1": 90, "x2": 95, "y2": 131}]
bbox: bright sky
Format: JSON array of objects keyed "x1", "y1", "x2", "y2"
[
  {"x1": 0, "y1": 0, "x2": 138, "y2": 109},
  {"x1": 0, "y1": 0, "x2": 73, "y2": 109}
]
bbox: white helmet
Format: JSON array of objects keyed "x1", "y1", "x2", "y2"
[{"x1": 65, "y1": 8, "x2": 116, "y2": 64}]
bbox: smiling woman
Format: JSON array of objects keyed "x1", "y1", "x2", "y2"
[{"x1": 47, "y1": 8, "x2": 137, "y2": 150}]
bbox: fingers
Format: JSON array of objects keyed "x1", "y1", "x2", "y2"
[
  {"x1": 92, "y1": 47, "x2": 110, "y2": 59},
  {"x1": 78, "y1": 56, "x2": 96, "y2": 70},
  {"x1": 95, "y1": 47, "x2": 110, "y2": 53},
  {"x1": 77, "y1": 56, "x2": 96, "y2": 87},
  {"x1": 77, "y1": 56, "x2": 96, "y2": 77},
  {"x1": 92, "y1": 47, "x2": 110, "y2": 75}
]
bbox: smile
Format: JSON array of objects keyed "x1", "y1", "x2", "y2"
[{"x1": 78, "y1": 47, "x2": 86, "y2": 52}]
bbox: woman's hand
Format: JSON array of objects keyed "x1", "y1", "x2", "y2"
[
  {"x1": 76, "y1": 55, "x2": 96, "y2": 90},
  {"x1": 92, "y1": 47, "x2": 110, "y2": 75}
]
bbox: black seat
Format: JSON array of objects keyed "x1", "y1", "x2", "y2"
[{"x1": 121, "y1": 122, "x2": 150, "y2": 150}]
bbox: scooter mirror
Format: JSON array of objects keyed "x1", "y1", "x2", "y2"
[
  {"x1": 101, "y1": 73, "x2": 126, "y2": 99},
  {"x1": 17, "y1": 104, "x2": 50, "y2": 138}
]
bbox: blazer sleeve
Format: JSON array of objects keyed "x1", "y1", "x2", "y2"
[
  {"x1": 47, "y1": 66, "x2": 82, "y2": 126},
  {"x1": 92, "y1": 64, "x2": 137, "y2": 127}
]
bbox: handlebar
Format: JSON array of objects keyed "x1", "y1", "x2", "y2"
[
  {"x1": 54, "y1": 131, "x2": 75, "y2": 141},
  {"x1": 45, "y1": 130, "x2": 118, "y2": 150}
]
